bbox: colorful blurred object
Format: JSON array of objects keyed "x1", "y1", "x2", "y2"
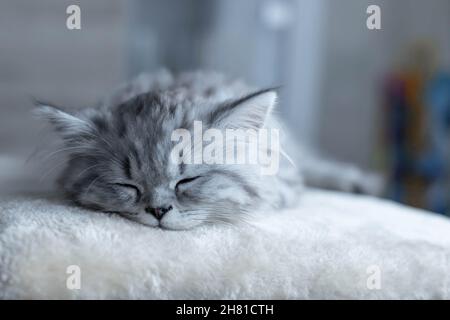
[{"x1": 382, "y1": 43, "x2": 450, "y2": 214}]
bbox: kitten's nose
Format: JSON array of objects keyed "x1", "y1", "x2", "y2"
[{"x1": 145, "y1": 205, "x2": 172, "y2": 220}]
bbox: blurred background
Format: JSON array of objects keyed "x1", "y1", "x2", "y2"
[{"x1": 0, "y1": 0, "x2": 449, "y2": 213}]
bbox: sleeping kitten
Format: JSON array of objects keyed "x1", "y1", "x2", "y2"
[{"x1": 35, "y1": 70, "x2": 382, "y2": 230}]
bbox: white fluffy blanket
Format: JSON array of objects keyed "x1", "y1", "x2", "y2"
[{"x1": 1, "y1": 188, "x2": 450, "y2": 299}]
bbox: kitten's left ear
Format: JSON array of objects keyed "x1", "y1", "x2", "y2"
[
  {"x1": 208, "y1": 88, "x2": 278, "y2": 129},
  {"x1": 33, "y1": 102, "x2": 94, "y2": 139}
]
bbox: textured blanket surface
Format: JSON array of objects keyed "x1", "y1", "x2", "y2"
[{"x1": 1, "y1": 190, "x2": 450, "y2": 299}]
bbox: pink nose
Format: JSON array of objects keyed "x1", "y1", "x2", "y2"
[{"x1": 145, "y1": 205, "x2": 173, "y2": 220}]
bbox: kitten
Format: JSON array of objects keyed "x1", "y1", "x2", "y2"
[{"x1": 35, "y1": 70, "x2": 382, "y2": 230}]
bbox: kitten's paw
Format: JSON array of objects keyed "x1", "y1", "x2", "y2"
[{"x1": 342, "y1": 168, "x2": 385, "y2": 196}]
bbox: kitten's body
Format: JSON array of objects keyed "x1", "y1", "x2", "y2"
[{"x1": 36, "y1": 70, "x2": 381, "y2": 230}]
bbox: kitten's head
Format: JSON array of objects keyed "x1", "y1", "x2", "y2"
[{"x1": 35, "y1": 89, "x2": 277, "y2": 230}]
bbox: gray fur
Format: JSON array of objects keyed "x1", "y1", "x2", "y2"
[{"x1": 35, "y1": 70, "x2": 382, "y2": 230}]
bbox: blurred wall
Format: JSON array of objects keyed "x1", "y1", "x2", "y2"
[{"x1": 0, "y1": 0, "x2": 127, "y2": 152}]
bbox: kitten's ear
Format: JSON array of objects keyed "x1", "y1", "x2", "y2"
[
  {"x1": 33, "y1": 103, "x2": 93, "y2": 138},
  {"x1": 209, "y1": 88, "x2": 277, "y2": 129}
]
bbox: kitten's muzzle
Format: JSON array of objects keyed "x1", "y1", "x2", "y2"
[{"x1": 145, "y1": 205, "x2": 173, "y2": 220}]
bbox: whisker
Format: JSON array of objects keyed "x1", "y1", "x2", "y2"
[
  {"x1": 84, "y1": 175, "x2": 106, "y2": 195},
  {"x1": 38, "y1": 154, "x2": 89, "y2": 182},
  {"x1": 41, "y1": 146, "x2": 100, "y2": 162},
  {"x1": 74, "y1": 164, "x2": 103, "y2": 180}
]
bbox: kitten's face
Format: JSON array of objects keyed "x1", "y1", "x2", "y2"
[{"x1": 36, "y1": 89, "x2": 276, "y2": 230}]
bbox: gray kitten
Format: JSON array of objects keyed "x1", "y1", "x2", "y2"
[{"x1": 35, "y1": 70, "x2": 382, "y2": 230}]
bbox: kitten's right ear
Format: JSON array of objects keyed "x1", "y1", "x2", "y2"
[
  {"x1": 33, "y1": 102, "x2": 93, "y2": 138},
  {"x1": 207, "y1": 88, "x2": 278, "y2": 129}
]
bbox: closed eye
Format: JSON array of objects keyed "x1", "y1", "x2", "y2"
[
  {"x1": 113, "y1": 183, "x2": 142, "y2": 201},
  {"x1": 175, "y1": 176, "x2": 201, "y2": 190}
]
